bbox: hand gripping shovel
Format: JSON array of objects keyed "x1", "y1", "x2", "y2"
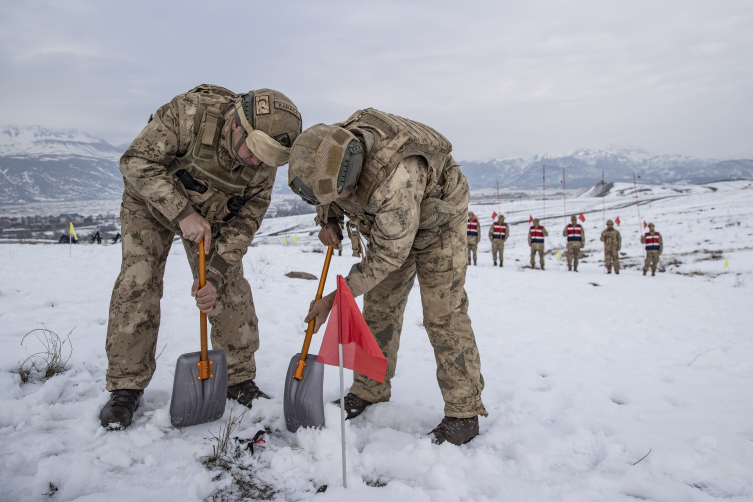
[
  {"x1": 283, "y1": 245, "x2": 333, "y2": 432},
  {"x1": 170, "y1": 239, "x2": 229, "y2": 427}
]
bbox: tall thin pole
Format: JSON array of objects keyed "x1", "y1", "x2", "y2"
[
  {"x1": 543, "y1": 165, "x2": 546, "y2": 222},
  {"x1": 633, "y1": 171, "x2": 646, "y2": 260},
  {"x1": 563, "y1": 168, "x2": 566, "y2": 221},
  {"x1": 496, "y1": 180, "x2": 501, "y2": 216},
  {"x1": 337, "y1": 283, "x2": 347, "y2": 488},
  {"x1": 68, "y1": 215, "x2": 72, "y2": 258}
]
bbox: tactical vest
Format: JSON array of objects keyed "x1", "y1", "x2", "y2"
[
  {"x1": 645, "y1": 232, "x2": 661, "y2": 251},
  {"x1": 530, "y1": 226, "x2": 545, "y2": 243},
  {"x1": 336, "y1": 109, "x2": 453, "y2": 204},
  {"x1": 154, "y1": 85, "x2": 264, "y2": 230},
  {"x1": 467, "y1": 218, "x2": 479, "y2": 236},
  {"x1": 566, "y1": 224, "x2": 583, "y2": 242},
  {"x1": 492, "y1": 223, "x2": 507, "y2": 240}
]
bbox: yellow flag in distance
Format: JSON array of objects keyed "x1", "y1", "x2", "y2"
[
  {"x1": 293, "y1": 234, "x2": 298, "y2": 243},
  {"x1": 557, "y1": 250, "x2": 561, "y2": 259},
  {"x1": 283, "y1": 236, "x2": 288, "y2": 246},
  {"x1": 724, "y1": 260, "x2": 728, "y2": 268},
  {"x1": 69, "y1": 222, "x2": 77, "y2": 239}
]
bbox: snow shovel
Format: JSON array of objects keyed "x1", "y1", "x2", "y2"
[
  {"x1": 170, "y1": 239, "x2": 228, "y2": 427},
  {"x1": 283, "y1": 245, "x2": 333, "y2": 432}
]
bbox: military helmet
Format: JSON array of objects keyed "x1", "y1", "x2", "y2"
[
  {"x1": 648, "y1": 222, "x2": 655, "y2": 229},
  {"x1": 571, "y1": 215, "x2": 577, "y2": 221},
  {"x1": 233, "y1": 89, "x2": 302, "y2": 167},
  {"x1": 533, "y1": 218, "x2": 539, "y2": 224},
  {"x1": 288, "y1": 124, "x2": 365, "y2": 206},
  {"x1": 607, "y1": 219, "x2": 614, "y2": 226},
  {"x1": 499, "y1": 214, "x2": 505, "y2": 221},
  {"x1": 468, "y1": 211, "x2": 475, "y2": 218}
]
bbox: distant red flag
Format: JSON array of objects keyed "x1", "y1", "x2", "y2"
[
  {"x1": 578, "y1": 213, "x2": 586, "y2": 222},
  {"x1": 615, "y1": 217, "x2": 621, "y2": 225},
  {"x1": 529, "y1": 215, "x2": 533, "y2": 224},
  {"x1": 492, "y1": 212, "x2": 497, "y2": 220},
  {"x1": 643, "y1": 221, "x2": 647, "y2": 228},
  {"x1": 317, "y1": 275, "x2": 387, "y2": 383}
]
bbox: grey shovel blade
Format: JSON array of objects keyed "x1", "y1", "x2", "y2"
[
  {"x1": 283, "y1": 353, "x2": 325, "y2": 432},
  {"x1": 170, "y1": 349, "x2": 228, "y2": 427}
]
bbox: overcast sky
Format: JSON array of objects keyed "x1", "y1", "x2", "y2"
[{"x1": 1, "y1": 0, "x2": 751, "y2": 161}]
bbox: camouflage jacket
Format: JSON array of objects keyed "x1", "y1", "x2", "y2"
[
  {"x1": 318, "y1": 156, "x2": 468, "y2": 297},
  {"x1": 600, "y1": 228, "x2": 622, "y2": 249},
  {"x1": 120, "y1": 91, "x2": 276, "y2": 290}
]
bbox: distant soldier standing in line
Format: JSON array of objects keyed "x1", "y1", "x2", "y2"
[
  {"x1": 600, "y1": 219, "x2": 621, "y2": 274},
  {"x1": 562, "y1": 215, "x2": 585, "y2": 272},
  {"x1": 641, "y1": 222, "x2": 663, "y2": 276},
  {"x1": 467, "y1": 211, "x2": 480, "y2": 266},
  {"x1": 488, "y1": 214, "x2": 509, "y2": 267},
  {"x1": 528, "y1": 218, "x2": 548, "y2": 270}
]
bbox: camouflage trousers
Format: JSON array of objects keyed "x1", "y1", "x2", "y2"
[
  {"x1": 644, "y1": 250, "x2": 660, "y2": 273},
  {"x1": 351, "y1": 213, "x2": 488, "y2": 418},
  {"x1": 566, "y1": 242, "x2": 581, "y2": 269},
  {"x1": 467, "y1": 242, "x2": 478, "y2": 264},
  {"x1": 604, "y1": 246, "x2": 620, "y2": 272},
  {"x1": 105, "y1": 189, "x2": 259, "y2": 391},
  {"x1": 530, "y1": 244, "x2": 545, "y2": 268},
  {"x1": 491, "y1": 240, "x2": 504, "y2": 265}
]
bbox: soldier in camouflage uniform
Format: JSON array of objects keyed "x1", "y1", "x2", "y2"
[
  {"x1": 100, "y1": 85, "x2": 302, "y2": 429},
  {"x1": 600, "y1": 219, "x2": 622, "y2": 274},
  {"x1": 562, "y1": 215, "x2": 585, "y2": 271},
  {"x1": 288, "y1": 109, "x2": 487, "y2": 445},
  {"x1": 466, "y1": 211, "x2": 481, "y2": 265},
  {"x1": 641, "y1": 222, "x2": 663, "y2": 276},
  {"x1": 488, "y1": 214, "x2": 509, "y2": 266},
  {"x1": 528, "y1": 218, "x2": 548, "y2": 269}
]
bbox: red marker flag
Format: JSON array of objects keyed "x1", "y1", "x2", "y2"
[
  {"x1": 615, "y1": 217, "x2": 621, "y2": 225},
  {"x1": 529, "y1": 215, "x2": 533, "y2": 224},
  {"x1": 643, "y1": 221, "x2": 647, "y2": 228},
  {"x1": 317, "y1": 275, "x2": 387, "y2": 383},
  {"x1": 578, "y1": 213, "x2": 586, "y2": 222},
  {"x1": 492, "y1": 212, "x2": 497, "y2": 220}
]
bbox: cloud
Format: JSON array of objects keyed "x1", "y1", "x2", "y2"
[{"x1": 1, "y1": 0, "x2": 751, "y2": 160}]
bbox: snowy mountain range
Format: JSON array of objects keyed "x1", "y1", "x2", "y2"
[
  {"x1": 1, "y1": 126, "x2": 752, "y2": 203},
  {"x1": 461, "y1": 146, "x2": 753, "y2": 190}
]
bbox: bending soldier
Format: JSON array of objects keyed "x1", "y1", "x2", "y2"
[
  {"x1": 641, "y1": 222, "x2": 663, "y2": 276},
  {"x1": 467, "y1": 211, "x2": 480, "y2": 266},
  {"x1": 488, "y1": 214, "x2": 509, "y2": 267},
  {"x1": 562, "y1": 215, "x2": 585, "y2": 272},
  {"x1": 600, "y1": 219, "x2": 621, "y2": 274},
  {"x1": 289, "y1": 108, "x2": 487, "y2": 446},
  {"x1": 528, "y1": 218, "x2": 548, "y2": 270},
  {"x1": 100, "y1": 85, "x2": 302, "y2": 429}
]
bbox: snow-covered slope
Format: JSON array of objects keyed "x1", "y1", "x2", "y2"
[
  {"x1": 1, "y1": 181, "x2": 752, "y2": 500},
  {"x1": 0, "y1": 126, "x2": 124, "y2": 203},
  {"x1": 461, "y1": 146, "x2": 753, "y2": 190}
]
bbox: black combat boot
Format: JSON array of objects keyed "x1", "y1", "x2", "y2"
[
  {"x1": 608, "y1": 270, "x2": 612, "y2": 274},
  {"x1": 430, "y1": 416, "x2": 479, "y2": 445},
  {"x1": 493, "y1": 262, "x2": 497, "y2": 266},
  {"x1": 568, "y1": 266, "x2": 572, "y2": 271},
  {"x1": 643, "y1": 269, "x2": 647, "y2": 276},
  {"x1": 332, "y1": 392, "x2": 374, "y2": 419},
  {"x1": 615, "y1": 270, "x2": 619, "y2": 275},
  {"x1": 228, "y1": 379, "x2": 271, "y2": 408},
  {"x1": 652, "y1": 270, "x2": 656, "y2": 276},
  {"x1": 100, "y1": 389, "x2": 143, "y2": 429}
]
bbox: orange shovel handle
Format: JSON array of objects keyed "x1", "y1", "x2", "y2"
[
  {"x1": 197, "y1": 239, "x2": 213, "y2": 380},
  {"x1": 294, "y1": 245, "x2": 334, "y2": 380}
]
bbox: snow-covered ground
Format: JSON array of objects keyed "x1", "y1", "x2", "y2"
[{"x1": 1, "y1": 181, "x2": 752, "y2": 501}]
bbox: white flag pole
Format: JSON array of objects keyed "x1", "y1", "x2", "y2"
[{"x1": 338, "y1": 342, "x2": 347, "y2": 488}]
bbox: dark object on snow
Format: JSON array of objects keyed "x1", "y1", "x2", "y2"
[
  {"x1": 227, "y1": 379, "x2": 271, "y2": 408},
  {"x1": 285, "y1": 271, "x2": 318, "y2": 280},
  {"x1": 316, "y1": 485, "x2": 328, "y2": 493},
  {"x1": 100, "y1": 389, "x2": 143, "y2": 429},
  {"x1": 332, "y1": 392, "x2": 375, "y2": 420},
  {"x1": 430, "y1": 416, "x2": 479, "y2": 445},
  {"x1": 233, "y1": 430, "x2": 266, "y2": 454},
  {"x1": 111, "y1": 233, "x2": 121, "y2": 244},
  {"x1": 58, "y1": 234, "x2": 78, "y2": 244},
  {"x1": 90, "y1": 231, "x2": 102, "y2": 244},
  {"x1": 170, "y1": 239, "x2": 228, "y2": 427}
]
